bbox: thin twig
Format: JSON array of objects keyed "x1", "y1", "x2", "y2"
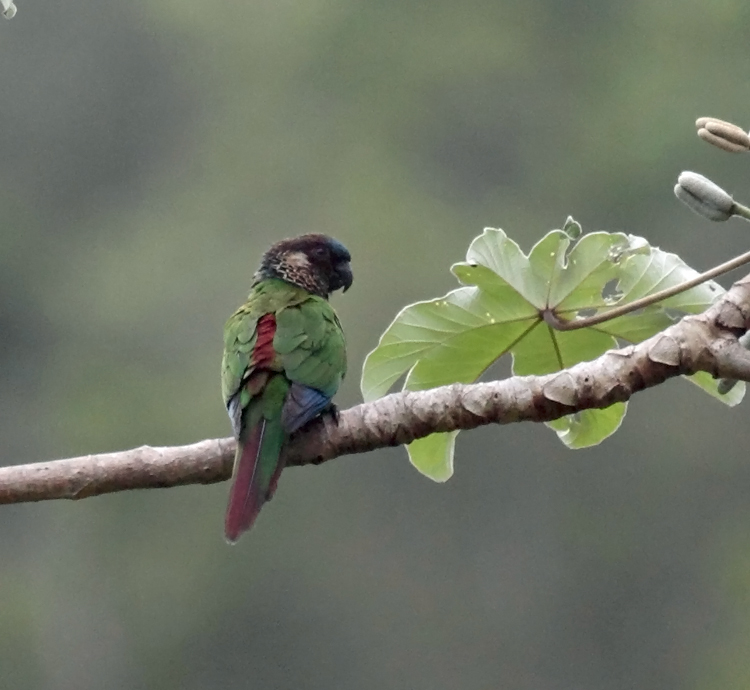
[{"x1": 546, "y1": 247, "x2": 750, "y2": 331}]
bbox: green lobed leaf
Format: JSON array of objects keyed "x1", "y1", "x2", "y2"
[
  {"x1": 405, "y1": 432, "x2": 458, "y2": 483},
  {"x1": 546, "y1": 403, "x2": 627, "y2": 449},
  {"x1": 685, "y1": 371, "x2": 745, "y2": 406},
  {"x1": 361, "y1": 221, "x2": 744, "y2": 481}
]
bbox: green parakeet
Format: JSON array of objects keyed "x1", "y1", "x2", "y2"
[{"x1": 221, "y1": 234, "x2": 352, "y2": 543}]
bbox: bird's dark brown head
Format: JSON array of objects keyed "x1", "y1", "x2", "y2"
[{"x1": 255, "y1": 234, "x2": 353, "y2": 298}]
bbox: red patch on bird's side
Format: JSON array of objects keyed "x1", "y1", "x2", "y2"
[{"x1": 252, "y1": 313, "x2": 277, "y2": 369}]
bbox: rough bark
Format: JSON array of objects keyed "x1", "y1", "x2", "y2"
[{"x1": 2, "y1": 275, "x2": 750, "y2": 505}]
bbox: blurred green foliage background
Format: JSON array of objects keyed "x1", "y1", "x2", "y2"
[{"x1": 2, "y1": 0, "x2": 750, "y2": 688}]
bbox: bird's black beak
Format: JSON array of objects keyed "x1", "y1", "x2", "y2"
[{"x1": 331, "y1": 261, "x2": 353, "y2": 293}]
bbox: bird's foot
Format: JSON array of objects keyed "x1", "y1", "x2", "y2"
[{"x1": 327, "y1": 403, "x2": 340, "y2": 426}]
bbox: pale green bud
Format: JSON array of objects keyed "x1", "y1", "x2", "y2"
[{"x1": 674, "y1": 171, "x2": 735, "y2": 222}]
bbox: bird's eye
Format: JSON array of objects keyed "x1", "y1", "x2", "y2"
[{"x1": 311, "y1": 247, "x2": 327, "y2": 259}]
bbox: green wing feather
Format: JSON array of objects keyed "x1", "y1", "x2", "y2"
[
  {"x1": 222, "y1": 279, "x2": 309, "y2": 408},
  {"x1": 275, "y1": 297, "x2": 347, "y2": 397},
  {"x1": 222, "y1": 278, "x2": 347, "y2": 412}
]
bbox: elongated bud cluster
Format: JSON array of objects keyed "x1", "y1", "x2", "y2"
[
  {"x1": 696, "y1": 117, "x2": 750, "y2": 153},
  {"x1": 674, "y1": 171, "x2": 736, "y2": 221}
]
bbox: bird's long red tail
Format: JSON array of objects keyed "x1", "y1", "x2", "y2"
[
  {"x1": 225, "y1": 420, "x2": 265, "y2": 543},
  {"x1": 224, "y1": 415, "x2": 285, "y2": 544}
]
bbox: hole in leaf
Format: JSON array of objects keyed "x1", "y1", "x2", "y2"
[
  {"x1": 607, "y1": 244, "x2": 628, "y2": 263},
  {"x1": 601, "y1": 278, "x2": 623, "y2": 303}
]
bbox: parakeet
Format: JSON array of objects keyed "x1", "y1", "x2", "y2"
[{"x1": 221, "y1": 234, "x2": 352, "y2": 543}]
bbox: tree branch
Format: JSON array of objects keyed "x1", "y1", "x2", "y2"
[{"x1": 3, "y1": 275, "x2": 750, "y2": 506}]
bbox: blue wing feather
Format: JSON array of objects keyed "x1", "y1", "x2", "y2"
[{"x1": 282, "y1": 383, "x2": 332, "y2": 434}]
